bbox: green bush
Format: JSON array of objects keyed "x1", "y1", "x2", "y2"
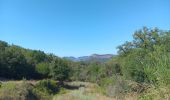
[
  {"x1": 34, "y1": 79, "x2": 59, "y2": 95},
  {"x1": 50, "y1": 59, "x2": 71, "y2": 82},
  {"x1": 117, "y1": 28, "x2": 170, "y2": 86},
  {"x1": 0, "y1": 82, "x2": 2, "y2": 88},
  {"x1": 140, "y1": 85, "x2": 170, "y2": 100},
  {"x1": 35, "y1": 62, "x2": 50, "y2": 78},
  {"x1": 0, "y1": 81, "x2": 38, "y2": 100}
]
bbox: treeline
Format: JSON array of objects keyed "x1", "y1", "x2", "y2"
[
  {"x1": 0, "y1": 42, "x2": 71, "y2": 80},
  {"x1": 0, "y1": 40, "x2": 117, "y2": 82}
]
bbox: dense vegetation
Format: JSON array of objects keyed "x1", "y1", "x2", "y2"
[
  {"x1": 0, "y1": 42, "x2": 71, "y2": 80},
  {"x1": 68, "y1": 27, "x2": 170, "y2": 99},
  {"x1": 0, "y1": 27, "x2": 170, "y2": 100}
]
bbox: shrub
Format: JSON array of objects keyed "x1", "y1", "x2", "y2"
[
  {"x1": 50, "y1": 59, "x2": 71, "y2": 82},
  {"x1": 140, "y1": 85, "x2": 170, "y2": 100},
  {"x1": 35, "y1": 62, "x2": 50, "y2": 78},
  {"x1": 0, "y1": 81, "x2": 38, "y2": 100},
  {"x1": 33, "y1": 79, "x2": 59, "y2": 95}
]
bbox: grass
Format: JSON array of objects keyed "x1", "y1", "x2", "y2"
[
  {"x1": 0, "y1": 81, "x2": 38, "y2": 100},
  {"x1": 1, "y1": 80, "x2": 168, "y2": 100},
  {"x1": 0, "y1": 80, "x2": 57, "y2": 100},
  {"x1": 53, "y1": 81, "x2": 113, "y2": 100},
  {"x1": 140, "y1": 85, "x2": 170, "y2": 100}
]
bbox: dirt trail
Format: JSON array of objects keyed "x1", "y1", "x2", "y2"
[{"x1": 53, "y1": 82, "x2": 115, "y2": 100}]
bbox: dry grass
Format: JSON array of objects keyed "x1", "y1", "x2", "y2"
[
  {"x1": 0, "y1": 81, "x2": 38, "y2": 100},
  {"x1": 53, "y1": 81, "x2": 142, "y2": 100},
  {"x1": 140, "y1": 85, "x2": 170, "y2": 100},
  {"x1": 53, "y1": 81, "x2": 114, "y2": 100},
  {"x1": 2, "y1": 81, "x2": 165, "y2": 100}
]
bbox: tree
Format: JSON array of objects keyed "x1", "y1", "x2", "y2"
[
  {"x1": 117, "y1": 27, "x2": 170, "y2": 84},
  {"x1": 3, "y1": 45, "x2": 33, "y2": 79},
  {"x1": 50, "y1": 59, "x2": 71, "y2": 82},
  {"x1": 35, "y1": 62, "x2": 50, "y2": 78}
]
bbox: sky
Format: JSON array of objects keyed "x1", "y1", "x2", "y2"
[{"x1": 0, "y1": 0, "x2": 170, "y2": 57}]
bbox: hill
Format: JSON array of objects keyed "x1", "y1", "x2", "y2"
[{"x1": 63, "y1": 54, "x2": 114, "y2": 62}]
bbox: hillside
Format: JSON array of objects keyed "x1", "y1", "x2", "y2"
[{"x1": 63, "y1": 54, "x2": 114, "y2": 62}]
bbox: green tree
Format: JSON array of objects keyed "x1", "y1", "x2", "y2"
[
  {"x1": 117, "y1": 27, "x2": 170, "y2": 84},
  {"x1": 36, "y1": 62, "x2": 50, "y2": 78},
  {"x1": 50, "y1": 59, "x2": 71, "y2": 82}
]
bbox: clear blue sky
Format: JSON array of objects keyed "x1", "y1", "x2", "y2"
[{"x1": 0, "y1": 0, "x2": 170, "y2": 57}]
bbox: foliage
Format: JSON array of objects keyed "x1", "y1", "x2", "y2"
[
  {"x1": 33, "y1": 79, "x2": 59, "y2": 95},
  {"x1": 117, "y1": 27, "x2": 170, "y2": 86},
  {"x1": 50, "y1": 59, "x2": 71, "y2": 81},
  {"x1": 140, "y1": 85, "x2": 170, "y2": 100},
  {"x1": 0, "y1": 40, "x2": 72, "y2": 81},
  {"x1": 0, "y1": 81, "x2": 38, "y2": 100},
  {"x1": 35, "y1": 62, "x2": 50, "y2": 78}
]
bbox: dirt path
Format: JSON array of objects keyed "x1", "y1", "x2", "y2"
[{"x1": 53, "y1": 82, "x2": 115, "y2": 100}]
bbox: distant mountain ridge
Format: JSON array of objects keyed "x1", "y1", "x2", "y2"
[{"x1": 63, "y1": 54, "x2": 114, "y2": 62}]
